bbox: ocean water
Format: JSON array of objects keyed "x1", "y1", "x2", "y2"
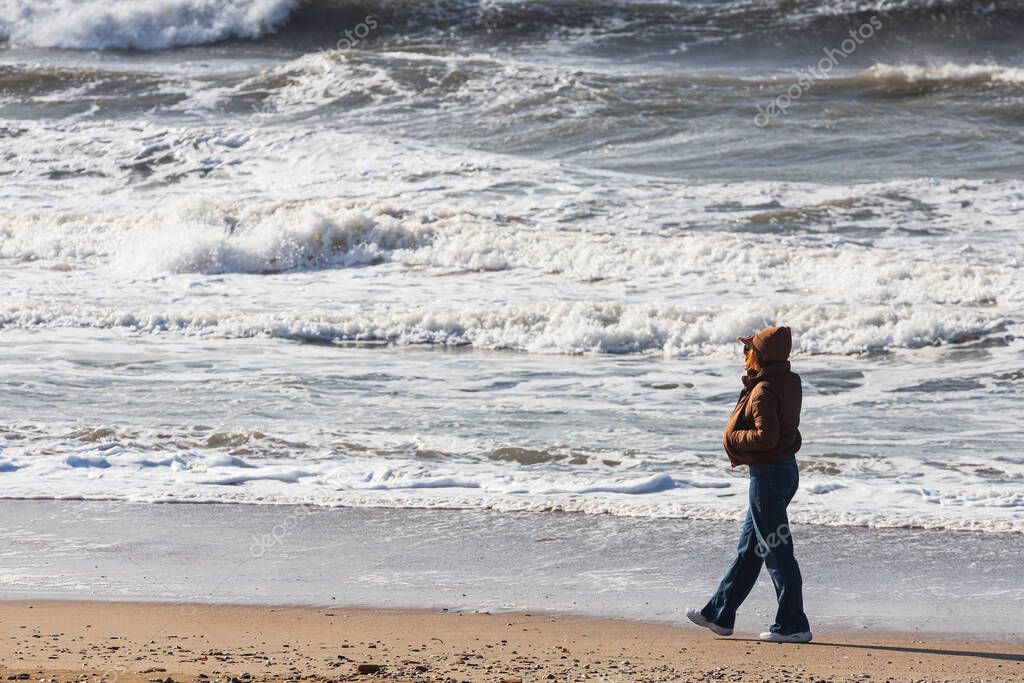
[{"x1": 1, "y1": 0, "x2": 1022, "y2": 534}]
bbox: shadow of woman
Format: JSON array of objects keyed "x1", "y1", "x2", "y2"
[{"x1": 730, "y1": 638, "x2": 1024, "y2": 662}]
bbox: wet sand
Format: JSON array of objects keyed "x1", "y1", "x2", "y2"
[{"x1": 0, "y1": 601, "x2": 1021, "y2": 683}]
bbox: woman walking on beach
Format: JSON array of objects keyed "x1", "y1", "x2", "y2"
[{"x1": 687, "y1": 325, "x2": 812, "y2": 643}]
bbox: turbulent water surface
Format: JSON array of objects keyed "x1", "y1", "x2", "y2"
[{"x1": 1, "y1": 0, "x2": 1022, "y2": 534}]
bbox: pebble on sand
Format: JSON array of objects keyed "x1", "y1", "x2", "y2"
[{"x1": 356, "y1": 663, "x2": 383, "y2": 674}]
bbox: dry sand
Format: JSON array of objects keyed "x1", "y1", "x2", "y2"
[{"x1": 0, "y1": 601, "x2": 1020, "y2": 683}]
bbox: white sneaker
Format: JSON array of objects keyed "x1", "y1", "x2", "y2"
[
  {"x1": 759, "y1": 630, "x2": 813, "y2": 643},
  {"x1": 685, "y1": 608, "x2": 734, "y2": 636}
]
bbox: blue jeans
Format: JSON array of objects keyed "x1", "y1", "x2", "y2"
[{"x1": 701, "y1": 458, "x2": 810, "y2": 634}]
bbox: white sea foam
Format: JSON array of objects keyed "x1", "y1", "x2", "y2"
[
  {"x1": 2, "y1": 177, "x2": 1020, "y2": 357},
  {"x1": 0, "y1": 299, "x2": 1008, "y2": 356},
  {"x1": 4, "y1": 196, "x2": 1019, "y2": 304},
  {"x1": 0, "y1": 447, "x2": 1021, "y2": 534},
  {"x1": 0, "y1": 0, "x2": 299, "y2": 50}
]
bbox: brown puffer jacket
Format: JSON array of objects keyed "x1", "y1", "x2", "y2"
[{"x1": 723, "y1": 326, "x2": 802, "y2": 467}]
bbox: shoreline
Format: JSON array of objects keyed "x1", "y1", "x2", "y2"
[
  {"x1": 8, "y1": 494, "x2": 1024, "y2": 536},
  {"x1": 1, "y1": 601, "x2": 1021, "y2": 683}
]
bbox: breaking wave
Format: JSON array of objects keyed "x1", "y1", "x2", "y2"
[
  {"x1": 2, "y1": 196, "x2": 1018, "y2": 304},
  {"x1": 0, "y1": 0, "x2": 299, "y2": 50},
  {"x1": 0, "y1": 299, "x2": 1010, "y2": 357},
  {"x1": 1, "y1": 0, "x2": 1021, "y2": 51},
  {"x1": 859, "y1": 62, "x2": 1024, "y2": 85}
]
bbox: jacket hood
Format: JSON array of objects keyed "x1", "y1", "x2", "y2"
[{"x1": 744, "y1": 325, "x2": 792, "y2": 363}]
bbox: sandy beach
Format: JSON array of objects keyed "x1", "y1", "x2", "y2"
[{"x1": 0, "y1": 601, "x2": 1021, "y2": 683}]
